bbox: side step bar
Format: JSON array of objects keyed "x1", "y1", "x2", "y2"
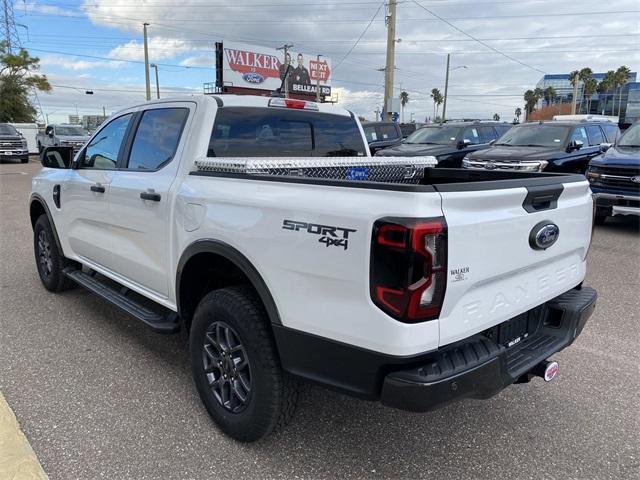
[{"x1": 63, "y1": 268, "x2": 180, "y2": 334}]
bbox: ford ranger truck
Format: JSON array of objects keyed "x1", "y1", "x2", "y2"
[
  {"x1": 0, "y1": 123, "x2": 29, "y2": 163},
  {"x1": 30, "y1": 95, "x2": 597, "y2": 442},
  {"x1": 587, "y1": 121, "x2": 640, "y2": 223}
]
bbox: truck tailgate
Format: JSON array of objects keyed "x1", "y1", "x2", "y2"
[{"x1": 437, "y1": 179, "x2": 593, "y2": 347}]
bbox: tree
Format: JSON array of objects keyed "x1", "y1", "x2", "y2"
[
  {"x1": 524, "y1": 89, "x2": 539, "y2": 118},
  {"x1": 578, "y1": 68, "x2": 593, "y2": 113},
  {"x1": 614, "y1": 65, "x2": 631, "y2": 117},
  {"x1": 533, "y1": 87, "x2": 544, "y2": 109},
  {"x1": 543, "y1": 86, "x2": 556, "y2": 106},
  {"x1": 430, "y1": 88, "x2": 443, "y2": 120},
  {"x1": 399, "y1": 90, "x2": 409, "y2": 123},
  {"x1": 0, "y1": 42, "x2": 51, "y2": 122},
  {"x1": 599, "y1": 70, "x2": 616, "y2": 115},
  {"x1": 582, "y1": 78, "x2": 598, "y2": 114},
  {"x1": 514, "y1": 107, "x2": 522, "y2": 123},
  {"x1": 568, "y1": 70, "x2": 580, "y2": 114},
  {"x1": 493, "y1": 113, "x2": 500, "y2": 121}
]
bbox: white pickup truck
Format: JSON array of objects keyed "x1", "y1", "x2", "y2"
[{"x1": 30, "y1": 95, "x2": 597, "y2": 442}]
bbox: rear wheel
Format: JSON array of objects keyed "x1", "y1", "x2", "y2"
[
  {"x1": 33, "y1": 215, "x2": 76, "y2": 292},
  {"x1": 190, "y1": 286, "x2": 297, "y2": 442}
]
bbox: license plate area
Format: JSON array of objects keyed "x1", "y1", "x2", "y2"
[{"x1": 495, "y1": 307, "x2": 543, "y2": 348}]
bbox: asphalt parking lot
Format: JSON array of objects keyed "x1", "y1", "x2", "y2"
[{"x1": 1, "y1": 158, "x2": 639, "y2": 480}]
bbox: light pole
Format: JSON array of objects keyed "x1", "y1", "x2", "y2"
[
  {"x1": 441, "y1": 53, "x2": 467, "y2": 124},
  {"x1": 410, "y1": 112, "x2": 415, "y2": 123},
  {"x1": 150, "y1": 63, "x2": 160, "y2": 99}
]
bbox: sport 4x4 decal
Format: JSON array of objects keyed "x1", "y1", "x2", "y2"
[{"x1": 282, "y1": 220, "x2": 357, "y2": 251}]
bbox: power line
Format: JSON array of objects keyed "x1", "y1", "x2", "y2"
[
  {"x1": 333, "y1": 1, "x2": 384, "y2": 71},
  {"x1": 410, "y1": 0, "x2": 545, "y2": 74}
]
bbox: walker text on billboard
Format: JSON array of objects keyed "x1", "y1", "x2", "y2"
[{"x1": 221, "y1": 41, "x2": 332, "y2": 96}]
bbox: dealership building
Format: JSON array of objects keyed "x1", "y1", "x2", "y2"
[{"x1": 536, "y1": 72, "x2": 639, "y2": 125}]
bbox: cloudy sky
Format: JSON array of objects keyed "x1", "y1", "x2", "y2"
[{"x1": 14, "y1": 0, "x2": 640, "y2": 123}]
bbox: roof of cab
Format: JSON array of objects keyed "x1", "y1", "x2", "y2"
[{"x1": 126, "y1": 94, "x2": 353, "y2": 117}]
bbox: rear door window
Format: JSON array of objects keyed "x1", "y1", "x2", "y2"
[
  {"x1": 585, "y1": 125, "x2": 604, "y2": 146},
  {"x1": 209, "y1": 107, "x2": 366, "y2": 157},
  {"x1": 601, "y1": 124, "x2": 620, "y2": 143},
  {"x1": 127, "y1": 108, "x2": 189, "y2": 171},
  {"x1": 478, "y1": 126, "x2": 497, "y2": 144}
]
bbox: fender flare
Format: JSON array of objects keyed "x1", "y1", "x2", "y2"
[
  {"x1": 176, "y1": 239, "x2": 282, "y2": 325},
  {"x1": 29, "y1": 193, "x2": 64, "y2": 253}
]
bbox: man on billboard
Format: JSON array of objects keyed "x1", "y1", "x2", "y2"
[
  {"x1": 293, "y1": 53, "x2": 311, "y2": 86},
  {"x1": 279, "y1": 52, "x2": 293, "y2": 82}
]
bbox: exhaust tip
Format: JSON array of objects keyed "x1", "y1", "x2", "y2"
[{"x1": 532, "y1": 360, "x2": 559, "y2": 382}]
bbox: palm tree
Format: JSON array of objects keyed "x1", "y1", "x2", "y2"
[
  {"x1": 430, "y1": 88, "x2": 443, "y2": 120},
  {"x1": 543, "y1": 86, "x2": 556, "y2": 107},
  {"x1": 568, "y1": 70, "x2": 580, "y2": 114},
  {"x1": 582, "y1": 78, "x2": 598, "y2": 114},
  {"x1": 514, "y1": 107, "x2": 522, "y2": 123},
  {"x1": 599, "y1": 70, "x2": 616, "y2": 115},
  {"x1": 493, "y1": 113, "x2": 500, "y2": 121},
  {"x1": 524, "y1": 90, "x2": 538, "y2": 118},
  {"x1": 399, "y1": 91, "x2": 409, "y2": 123},
  {"x1": 614, "y1": 65, "x2": 631, "y2": 117},
  {"x1": 578, "y1": 68, "x2": 593, "y2": 113},
  {"x1": 533, "y1": 87, "x2": 544, "y2": 110}
]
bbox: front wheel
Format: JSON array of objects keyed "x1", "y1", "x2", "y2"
[
  {"x1": 189, "y1": 286, "x2": 298, "y2": 442},
  {"x1": 33, "y1": 215, "x2": 76, "y2": 292}
]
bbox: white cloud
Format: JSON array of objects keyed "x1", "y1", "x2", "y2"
[
  {"x1": 108, "y1": 37, "x2": 195, "y2": 61},
  {"x1": 180, "y1": 56, "x2": 214, "y2": 67},
  {"x1": 39, "y1": 55, "x2": 122, "y2": 71}
]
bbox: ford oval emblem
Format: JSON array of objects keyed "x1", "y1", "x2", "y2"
[
  {"x1": 529, "y1": 221, "x2": 560, "y2": 250},
  {"x1": 243, "y1": 72, "x2": 265, "y2": 84},
  {"x1": 484, "y1": 162, "x2": 497, "y2": 170},
  {"x1": 631, "y1": 176, "x2": 640, "y2": 184}
]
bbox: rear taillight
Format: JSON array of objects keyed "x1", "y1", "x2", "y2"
[
  {"x1": 371, "y1": 217, "x2": 447, "y2": 323},
  {"x1": 268, "y1": 98, "x2": 319, "y2": 110}
]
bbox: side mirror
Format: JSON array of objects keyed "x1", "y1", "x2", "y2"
[
  {"x1": 457, "y1": 138, "x2": 471, "y2": 149},
  {"x1": 599, "y1": 142, "x2": 612, "y2": 153},
  {"x1": 567, "y1": 139, "x2": 584, "y2": 152},
  {"x1": 48, "y1": 131, "x2": 54, "y2": 138},
  {"x1": 41, "y1": 146, "x2": 73, "y2": 169}
]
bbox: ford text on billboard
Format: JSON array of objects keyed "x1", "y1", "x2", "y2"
[{"x1": 221, "y1": 41, "x2": 332, "y2": 96}]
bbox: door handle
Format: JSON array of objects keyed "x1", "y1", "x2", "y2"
[
  {"x1": 140, "y1": 191, "x2": 161, "y2": 202},
  {"x1": 90, "y1": 184, "x2": 105, "y2": 193}
]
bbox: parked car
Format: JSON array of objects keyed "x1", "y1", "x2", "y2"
[
  {"x1": 376, "y1": 121, "x2": 512, "y2": 168},
  {"x1": 32, "y1": 95, "x2": 596, "y2": 442},
  {"x1": 587, "y1": 121, "x2": 640, "y2": 223},
  {"x1": 463, "y1": 120, "x2": 620, "y2": 173},
  {"x1": 37, "y1": 124, "x2": 91, "y2": 155},
  {"x1": 0, "y1": 123, "x2": 29, "y2": 163},
  {"x1": 361, "y1": 121, "x2": 403, "y2": 155}
]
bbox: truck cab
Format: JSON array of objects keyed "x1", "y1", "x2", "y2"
[{"x1": 0, "y1": 123, "x2": 29, "y2": 163}]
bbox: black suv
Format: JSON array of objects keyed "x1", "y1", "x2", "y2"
[
  {"x1": 463, "y1": 120, "x2": 620, "y2": 173},
  {"x1": 0, "y1": 123, "x2": 29, "y2": 163},
  {"x1": 376, "y1": 121, "x2": 512, "y2": 168},
  {"x1": 361, "y1": 121, "x2": 403, "y2": 155}
]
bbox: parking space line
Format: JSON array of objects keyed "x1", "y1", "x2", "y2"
[{"x1": 0, "y1": 392, "x2": 48, "y2": 480}]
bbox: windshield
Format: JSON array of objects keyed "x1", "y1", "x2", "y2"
[
  {"x1": 55, "y1": 126, "x2": 87, "y2": 136},
  {"x1": 405, "y1": 126, "x2": 462, "y2": 145},
  {"x1": 0, "y1": 124, "x2": 19, "y2": 136},
  {"x1": 618, "y1": 123, "x2": 640, "y2": 147},
  {"x1": 495, "y1": 124, "x2": 571, "y2": 147}
]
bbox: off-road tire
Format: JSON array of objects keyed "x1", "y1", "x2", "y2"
[
  {"x1": 33, "y1": 215, "x2": 77, "y2": 292},
  {"x1": 190, "y1": 286, "x2": 298, "y2": 442}
]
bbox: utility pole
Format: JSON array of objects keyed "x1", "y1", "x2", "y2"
[
  {"x1": 103, "y1": 106, "x2": 106, "y2": 117},
  {"x1": 276, "y1": 44, "x2": 293, "y2": 98},
  {"x1": 150, "y1": 63, "x2": 160, "y2": 99},
  {"x1": 143, "y1": 23, "x2": 151, "y2": 101},
  {"x1": 383, "y1": 0, "x2": 397, "y2": 121},
  {"x1": 316, "y1": 54, "x2": 322, "y2": 102},
  {"x1": 1, "y1": 0, "x2": 21, "y2": 53},
  {"x1": 571, "y1": 80, "x2": 578, "y2": 115},
  {"x1": 441, "y1": 53, "x2": 451, "y2": 124}
]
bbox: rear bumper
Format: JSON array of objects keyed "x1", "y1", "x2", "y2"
[{"x1": 380, "y1": 286, "x2": 597, "y2": 412}]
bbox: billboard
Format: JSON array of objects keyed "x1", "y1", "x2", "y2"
[{"x1": 219, "y1": 41, "x2": 332, "y2": 97}]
